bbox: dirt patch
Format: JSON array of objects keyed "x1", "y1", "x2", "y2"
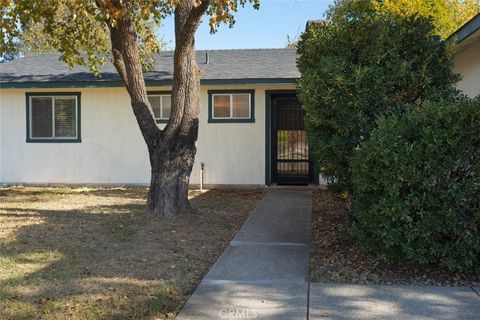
[
  {"x1": 0, "y1": 187, "x2": 265, "y2": 319},
  {"x1": 309, "y1": 190, "x2": 480, "y2": 286}
]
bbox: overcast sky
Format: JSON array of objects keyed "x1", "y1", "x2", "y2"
[{"x1": 158, "y1": 0, "x2": 334, "y2": 50}]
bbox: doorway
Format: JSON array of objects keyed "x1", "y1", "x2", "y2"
[{"x1": 267, "y1": 92, "x2": 313, "y2": 185}]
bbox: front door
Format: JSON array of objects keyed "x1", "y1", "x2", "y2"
[{"x1": 272, "y1": 94, "x2": 312, "y2": 185}]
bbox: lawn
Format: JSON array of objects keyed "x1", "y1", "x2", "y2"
[
  {"x1": 0, "y1": 187, "x2": 264, "y2": 320},
  {"x1": 309, "y1": 190, "x2": 480, "y2": 286}
]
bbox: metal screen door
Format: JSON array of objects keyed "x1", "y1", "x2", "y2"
[{"x1": 272, "y1": 95, "x2": 312, "y2": 185}]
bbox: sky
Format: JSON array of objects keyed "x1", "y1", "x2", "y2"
[{"x1": 159, "y1": 0, "x2": 334, "y2": 50}]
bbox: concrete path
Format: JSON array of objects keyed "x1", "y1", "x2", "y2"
[
  {"x1": 309, "y1": 284, "x2": 480, "y2": 320},
  {"x1": 176, "y1": 190, "x2": 480, "y2": 320},
  {"x1": 176, "y1": 190, "x2": 312, "y2": 320}
]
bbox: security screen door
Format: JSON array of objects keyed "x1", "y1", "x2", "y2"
[{"x1": 272, "y1": 95, "x2": 312, "y2": 185}]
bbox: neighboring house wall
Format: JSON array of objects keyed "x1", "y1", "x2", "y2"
[
  {"x1": 0, "y1": 98, "x2": 3, "y2": 185},
  {"x1": 454, "y1": 39, "x2": 480, "y2": 98},
  {"x1": 0, "y1": 84, "x2": 295, "y2": 186}
]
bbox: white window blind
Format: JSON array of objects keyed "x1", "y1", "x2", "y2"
[
  {"x1": 31, "y1": 97, "x2": 53, "y2": 138},
  {"x1": 30, "y1": 95, "x2": 78, "y2": 139},
  {"x1": 54, "y1": 98, "x2": 76, "y2": 137}
]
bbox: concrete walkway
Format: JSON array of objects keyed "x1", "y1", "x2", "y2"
[
  {"x1": 177, "y1": 190, "x2": 312, "y2": 320},
  {"x1": 176, "y1": 190, "x2": 480, "y2": 320},
  {"x1": 309, "y1": 284, "x2": 480, "y2": 320}
]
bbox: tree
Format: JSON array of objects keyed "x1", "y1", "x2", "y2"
[
  {"x1": 328, "y1": 0, "x2": 480, "y2": 39},
  {"x1": 1, "y1": 0, "x2": 259, "y2": 216},
  {"x1": 2, "y1": 12, "x2": 167, "y2": 65},
  {"x1": 296, "y1": 4, "x2": 460, "y2": 194},
  {"x1": 1, "y1": 18, "x2": 105, "y2": 62}
]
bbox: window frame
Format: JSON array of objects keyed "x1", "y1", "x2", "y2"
[
  {"x1": 26, "y1": 92, "x2": 81, "y2": 143},
  {"x1": 208, "y1": 90, "x2": 255, "y2": 123},
  {"x1": 147, "y1": 90, "x2": 172, "y2": 124}
]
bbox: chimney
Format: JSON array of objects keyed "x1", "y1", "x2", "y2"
[
  {"x1": 305, "y1": 19, "x2": 331, "y2": 31},
  {"x1": 205, "y1": 52, "x2": 210, "y2": 64}
]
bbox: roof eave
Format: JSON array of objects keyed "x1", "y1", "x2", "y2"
[
  {"x1": 0, "y1": 78, "x2": 298, "y2": 89},
  {"x1": 446, "y1": 13, "x2": 480, "y2": 45}
]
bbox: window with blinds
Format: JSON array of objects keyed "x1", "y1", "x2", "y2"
[
  {"x1": 147, "y1": 92, "x2": 171, "y2": 123},
  {"x1": 27, "y1": 93, "x2": 80, "y2": 142}
]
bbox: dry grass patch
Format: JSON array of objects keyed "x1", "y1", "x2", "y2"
[
  {"x1": 0, "y1": 187, "x2": 264, "y2": 319},
  {"x1": 309, "y1": 190, "x2": 480, "y2": 286}
]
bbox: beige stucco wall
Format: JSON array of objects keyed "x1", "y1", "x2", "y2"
[
  {"x1": 454, "y1": 39, "x2": 480, "y2": 98},
  {"x1": 0, "y1": 84, "x2": 295, "y2": 186}
]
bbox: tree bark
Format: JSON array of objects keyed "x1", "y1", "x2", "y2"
[
  {"x1": 147, "y1": 125, "x2": 198, "y2": 215},
  {"x1": 103, "y1": 0, "x2": 208, "y2": 216}
]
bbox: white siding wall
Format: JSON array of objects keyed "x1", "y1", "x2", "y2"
[
  {"x1": 0, "y1": 94, "x2": 3, "y2": 185},
  {"x1": 0, "y1": 84, "x2": 295, "y2": 186},
  {"x1": 454, "y1": 40, "x2": 480, "y2": 98}
]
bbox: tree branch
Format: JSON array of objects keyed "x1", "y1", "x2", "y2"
[
  {"x1": 177, "y1": 0, "x2": 210, "y2": 49},
  {"x1": 98, "y1": 1, "x2": 162, "y2": 147},
  {"x1": 111, "y1": 46, "x2": 129, "y2": 88},
  {"x1": 163, "y1": 0, "x2": 208, "y2": 140}
]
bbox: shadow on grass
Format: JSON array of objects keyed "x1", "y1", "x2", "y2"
[
  {"x1": 0, "y1": 189, "x2": 262, "y2": 320},
  {"x1": 0, "y1": 187, "x2": 150, "y2": 201}
]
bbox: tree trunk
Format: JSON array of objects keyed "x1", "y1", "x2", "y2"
[
  {"x1": 103, "y1": 0, "x2": 208, "y2": 216},
  {"x1": 146, "y1": 0, "x2": 205, "y2": 216},
  {"x1": 147, "y1": 126, "x2": 198, "y2": 216}
]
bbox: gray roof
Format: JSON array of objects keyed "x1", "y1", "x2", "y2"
[
  {"x1": 447, "y1": 13, "x2": 480, "y2": 44},
  {"x1": 0, "y1": 48, "x2": 299, "y2": 88}
]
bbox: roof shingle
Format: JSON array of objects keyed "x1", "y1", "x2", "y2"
[{"x1": 0, "y1": 48, "x2": 299, "y2": 87}]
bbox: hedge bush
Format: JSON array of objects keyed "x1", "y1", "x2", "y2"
[
  {"x1": 296, "y1": 5, "x2": 460, "y2": 193},
  {"x1": 351, "y1": 99, "x2": 480, "y2": 271}
]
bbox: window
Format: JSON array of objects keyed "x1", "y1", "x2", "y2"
[
  {"x1": 26, "y1": 93, "x2": 81, "y2": 142},
  {"x1": 208, "y1": 90, "x2": 255, "y2": 123},
  {"x1": 147, "y1": 91, "x2": 171, "y2": 123}
]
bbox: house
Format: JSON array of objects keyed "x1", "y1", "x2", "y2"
[
  {"x1": 449, "y1": 13, "x2": 480, "y2": 98},
  {"x1": 0, "y1": 49, "x2": 318, "y2": 187},
  {"x1": 1, "y1": 15, "x2": 478, "y2": 188}
]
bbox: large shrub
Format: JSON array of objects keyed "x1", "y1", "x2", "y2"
[
  {"x1": 296, "y1": 3, "x2": 460, "y2": 192},
  {"x1": 351, "y1": 99, "x2": 480, "y2": 271}
]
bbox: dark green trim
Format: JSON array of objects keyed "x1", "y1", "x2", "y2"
[
  {"x1": 1, "y1": 78, "x2": 298, "y2": 89},
  {"x1": 147, "y1": 90, "x2": 171, "y2": 94},
  {"x1": 447, "y1": 13, "x2": 480, "y2": 45},
  {"x1": 208, "y1": 89, "x2": 255, "y2": 123},
  {"x1": 147, "y1": 90, "x2": 171, "y2": 124},
  {"x1": 265, "y1": 93, "x2": 272, "y2": 185},
  {"x1": 11, "y1": 81, "x2": 125, "y2": 89},
  {"x1": 203, "y1": 78, "x2": 296, "y2": 85},
  {"x1": 25, "y1": 92, "x2": 81, "y2": 143}
]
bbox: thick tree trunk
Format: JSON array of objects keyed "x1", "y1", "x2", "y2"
[
  {"x1": 102, "y1": 0, "x2": 208, "y2": 216},
  {"x1": 144, "y1": 1, "x2": 205, "y2": 216},
  {"x1": 147, "y1": 126, "x2": 198, "y2": 216}
]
